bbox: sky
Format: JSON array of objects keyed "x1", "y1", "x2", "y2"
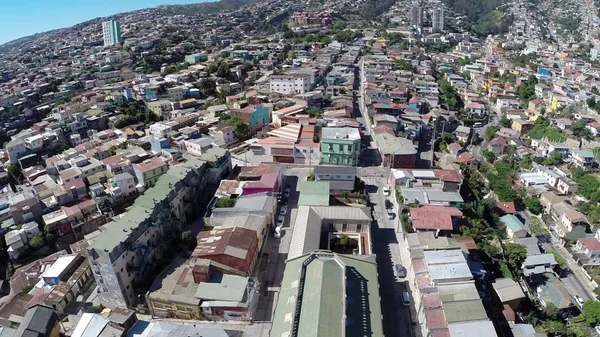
[{"x1": 0, "y1": 0, "x2": 210, "y2": 45}]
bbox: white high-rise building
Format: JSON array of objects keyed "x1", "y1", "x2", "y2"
[
  {"x1": 432, "y1": 7, "x2": 445, "y2": 31},
  {"x1": 102, "y1": 20, "x2": 122, "y2": 47}
]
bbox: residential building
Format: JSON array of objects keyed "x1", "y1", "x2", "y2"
[
  {"x1": 575, "y1": 230, "x2": 600, "y2": 268},
  {"x1": 15, "y1": 305, "x2": 60, "y2": 337},
  {"x1": 192, "y1": 227, "x2": 259, "y2": 276},
  {"x1": 500, "y1": 214, "x2": 528, "y2": 240},
  {"x1": 407, "y1": 244, "x2": 498, "y2": 337},
  {"x1": 550, "y1": 202, "x2": 588, "y2": 244},
  {"x1": 432, "y1": 7, "x2": 445, "y2": 31},
  {"x1": 270, "y1": 252, "x2": 383, "y2": 337},
  {"x1": 133, "y1": 157, "x2": 168, "y2": 189},
  {"x1": 108, "y1": 172, "x2": 137, "y2": 202},
  {"x1": 6, "y1": 139, "x2": 28, "y2": 164},
  {"x1": 570, "y1": 149, "x2": 596, "y2": 170},
  {"x1": 313, "y1": 165, "x2": 357, "y2": 193},
  {"x1": 375, "y1": 134, "x2": 417, "y2": 168},
  {"x1": 522, "y1": 253, "x2": 558, "y2": 277},
  {"x1": 410, "y1": 6, "x2": 423, "y2": 27},
  {"x1": 102, "y1": 20, "x2": 122, "y2": 47},
  {"x1": 269, "y1": 74, "x2": 311, "y2": 94},
  {"x1": 147, "y1": 100, "x2": 172, "y2": 117},
  {"x1": 185, "y1": 54, "x2": 208, "y2": 64},
  {"x1": 146, "y1": 257, "x2": 259, "y2": 321},
  {"x1": 491, "y1": 278, "x2": 525, "y2": 311},
  {"x1": 231, "y1": 104, "x2": 272, "y2": 132},
  {"x1": 320, "y1": 127, "x2": 361, "y2": 166},
  {"x1": 88, "y1": 157, "x2": 226, "y2": 309},
  {"x1": 395, "y1": 169, "x2": 464, "y2": 207},
  {"x1": 409, "y1": 206, "x2": 462, "y2": 235}
]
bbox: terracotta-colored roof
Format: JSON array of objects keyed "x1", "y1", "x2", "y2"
[
  {"x1": 502, "y1": 304, "x2": 516, "y2": 322},
  {"x1": 455, "y1": 152, "x2": 476, "y2": 163},
  {"x1": 410, "y1": 206, "x2": 462, "y2": 231},
  {"x1": 496, "y1": 202, "x2": 517, "y2": 214},
  {"x1": 489, "y1": 136, "x2": 508, "y2": 146},
  {"x1": 433, "y1": 169, "x2": 462, "y2": 183},
  {"x1": 579, "y1": 238, "x2": 600, "y2": 251}
]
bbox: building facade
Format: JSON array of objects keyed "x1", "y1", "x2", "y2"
[
  {"x1": 102, "y1": 20, "x2": 122, "y2": 47},
  {"x1": 320, "y1": 127, "x2": 361, "y2": 166}
]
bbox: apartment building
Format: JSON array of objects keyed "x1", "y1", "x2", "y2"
[
  {"x1": 88, "y1": 154, "x2": 231, "y2": 309},
  {"x1": 133, "y1": 157, "x2": 168, "y2": 189},
  {"x1": 269, "y1": 73, "x2": 311, "y2": 94},
  {"x1": 570, "y1": 149, "x2": 596, "y2": 170},
  {"x1": 320, "y1": 127, "x2": 361, "y2": 166}
]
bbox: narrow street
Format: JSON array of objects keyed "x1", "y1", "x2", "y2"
[{"x1": 520, "y1": 210, "x2": 597, "y2": 301}]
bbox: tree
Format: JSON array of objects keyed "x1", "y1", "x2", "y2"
[
  {"x1": 583, "y1": 300, "x2": 600, "y2": 324},
  {"x1": 197, "y1": 78, "x2": 217, "y2": 96},
  {"x1": 484, "y1": 126, "x2": 501, "y2": 141},
  {"x1": 505, "y1": 243, "x2": 527, "y2": 279},
  {"x1": 181, "y1": 230, "x2": 197, "y2": 250},
  {"x1": 216, "y1": 197, "x2": 235, "y2": 208},
  {"x1": 219, "y1": 51, "x2": 230, "y2": 59},
  {"x1": 499, "y1": 116, "x2": 512, "y2": 128},
  {"x1": 29, "y1": 232, "x2": 46, "y2": 250},
  {"x1": 7, "y1": 164, "x2": 22, "y2": 182},
  {"x1": 548, "y1": 250, "x2": 566, "y2": 269},
  {"x1": 543, "y1": 151, "x2": 564, "y2": 166},
  {"x1": 571, "y1": 119, "x2": 594, "y2": 143},
  {"x1": 227, "y1": 115, "x2": 251, "y2": 139},
  {"x1": 482, "y1": 150, "x2": 495, "y2": 163},
  {"x1": 520, "y1": 156, "x2": 532, "y2": 170},
  {"x1": 524, "y1": 197, "x2": 542, "y2": 214}
]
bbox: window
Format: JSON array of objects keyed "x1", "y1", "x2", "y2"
[
  {"x1": 356, "y1": 224, "x2": 362, "y2": 232},
  {"x1": 342, "y1": 224, "x2": 348, "y2": 231}
]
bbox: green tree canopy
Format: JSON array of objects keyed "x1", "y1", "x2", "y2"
[{"x1": 505, "y1": 242, "x2": 527, "y2": 279}]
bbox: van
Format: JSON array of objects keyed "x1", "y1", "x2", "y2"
[
  {"x1": 401, "y1": 292, "x2": 410, "y2": 306},
  {"x1": 473, "y1": 122, "x2": 483, "y2": 128}
]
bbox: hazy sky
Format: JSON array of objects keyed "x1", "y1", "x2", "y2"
[{"x1": 0, "y1": 0, "x2": 209, "y2": 45}]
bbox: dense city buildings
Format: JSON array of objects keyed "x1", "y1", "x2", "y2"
[{"x1": 1, "y1": 0, "x2": 600, "y2": 336}]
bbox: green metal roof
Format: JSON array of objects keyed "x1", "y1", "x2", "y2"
[
  {"x1": 194, "y1": 274, "x2": 249, "y2": 302},
  {"x1": 298, "y1": 181, "x2": 330, "y2": 206},
  {"x1": 270, "y1": 252, "x2": 383, "y2": 337},
  {"x1": 499, "y1": 214, "x2": 526, "y2": 233}
]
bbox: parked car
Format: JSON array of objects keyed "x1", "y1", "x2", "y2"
[
  {"x1": 594, "y1": 323, "x2": 600, "y2": 335},
  {"x1": 383, "y1": 186, "x2": 391, "y2": 196},
  {"x1": 276, "y1": 215, "x2": 285, "y2": 227},
  {"x1": 385, "y1": 199, "x2": 393, "y2": 209},
  {"x1": 574, "y1": 295, "x2": 585, "y2": 307},
  {"x1": 387, "y1": 209, "x2": 395, "y2": 220},
  {"x1": 279, "y1": 206, "x2": 288, "y2": 216},
  {"x1": 395, "y1": 264, "x2": 407, "y2": 278}
]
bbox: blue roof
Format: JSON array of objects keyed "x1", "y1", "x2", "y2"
[
  {"x1": 500, "y1": 214, "x2": 527, "y2": 233},
  {"x1": 573, "y1": 149, "x2": 595, "y2": 158}
]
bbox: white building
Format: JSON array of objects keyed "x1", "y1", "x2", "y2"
[
  {"x1": 269, "y1": 74, "x2": 311, "y2": 94},
  {"x1": 102, "y1": 20, "x2": 122, "y2": 47},
  {"x1": 6, "y1": 139, "x2": 27, "y2": 164},
  {"x1": 108, "y1": 172, "x2": 137, "y2": 202}
]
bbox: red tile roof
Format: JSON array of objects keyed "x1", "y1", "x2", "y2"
[
  {"x1": 496, "y1": 202, "x2": 517, "y2": 214},
  {"x1": 455, "y1": 152, "x2": 477, "y2": 163},
  {"x1": 579, "y1": 238, "x2": 600, "y2": 252},
  {"x1": 433, "y1": 169, "x2": 462, "y2": 183},
  {"x1": 410, "y1": 206, "x2": 462, "y2": 231}
]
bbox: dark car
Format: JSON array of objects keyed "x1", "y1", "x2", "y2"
[{"x1": 385, "y1": 199, "x2": 393, "y2": 209}]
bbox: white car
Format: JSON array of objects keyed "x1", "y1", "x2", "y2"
[
  {"x1": 594, "y1": 324, "x2": 600, "y2": 335},
  {"x1": 279, "y1": 206, "x2": 288, "y2": 216},
  {"x1": 383, "y1": 187, "x2": 391, "y2": 196},
  {"x1": 574, "y1": 295, "x2": 585, "y2": 307},
  {"x1": 276, "y1": 215, "x2": 285, "y2": 227}
]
